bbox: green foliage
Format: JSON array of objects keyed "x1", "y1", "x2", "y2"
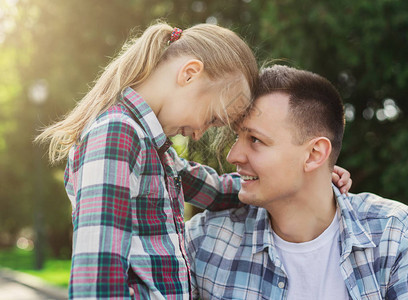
[
  {"x1": 250, "y1": 0, "x2": 408, "y2": 202},
  {"x1": 0, "y1": 0, "x2": 407, "y2": 262},
  {"x1": 0, "y1": 247, "x2": 34, "y2": 271},
  {"x1": 0, "y1": 247, "x2": 70, "y2": 287},
  {"x1": 24, "y1": 259, "x2": 71, "y2": 288}
]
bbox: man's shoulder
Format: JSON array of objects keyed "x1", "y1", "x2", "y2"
[
  {"x1": 349, "y1": 192, "x2": 408, "y2": 228},
  {"x1": 186, "y1": 205, "x2": 259, "y2": 244},
  {"x1": 187, "y1": 205, "x2": 253, "y2": 229}
]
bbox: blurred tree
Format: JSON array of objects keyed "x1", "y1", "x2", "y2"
[
  {"x1": 249, "y1": 0, "x2": 408, "y2": 203},
  {"x1": 0, "y1": 0, "x2": 178, "y2": 257},
  {"x1": 0, "y1": 0, "x2": 407, "y2": 261},
  {"x1": 0, "y1": 0, "x2": 255, "y2": 258}
]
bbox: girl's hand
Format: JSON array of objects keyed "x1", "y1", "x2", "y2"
[{"x1": 332, "y1": 165, "x2": 352, "y2": 195}]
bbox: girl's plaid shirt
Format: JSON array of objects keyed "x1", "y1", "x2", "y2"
[{"x1": 64, "y1": 87, "x2": 241, "y2": 299}]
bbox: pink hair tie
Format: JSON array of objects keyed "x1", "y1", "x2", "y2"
[{"x1": 168, "y1": 27, "x2": 183, "y2": 44}]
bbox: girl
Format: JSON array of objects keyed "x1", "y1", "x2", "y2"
[{"x1": 37, "y1": 22, "x2": 350, "y2": 299}]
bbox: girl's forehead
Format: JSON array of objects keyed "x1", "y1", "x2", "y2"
[
  {"x1": 219, "y1": 77, "x2": 251, "y2": 114},
  {"x1": 211, "y1": 92, "x2": 251, "y2": 126}
]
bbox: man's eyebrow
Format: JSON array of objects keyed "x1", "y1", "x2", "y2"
[{"x1": 240, "y1": 127, "x2": 274, "y2": 141}]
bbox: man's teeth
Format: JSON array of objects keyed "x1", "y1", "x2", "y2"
[{"x1": 241, "y1": 175, "x2": 259, "y2": 180}]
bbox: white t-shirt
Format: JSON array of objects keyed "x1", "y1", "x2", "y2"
[{"x1": 272, "y1": 212, "x2": 349, "y2": 300}]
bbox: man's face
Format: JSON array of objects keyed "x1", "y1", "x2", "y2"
[{"x1": 227, "y1": 92, "x2": 308, "y2": 208}]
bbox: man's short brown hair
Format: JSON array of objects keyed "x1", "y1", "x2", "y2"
[{"x1": 255, "y1": 65, "x2": 345, "y2": 166}]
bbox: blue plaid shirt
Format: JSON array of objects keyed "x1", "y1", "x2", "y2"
[{"x1": 185, "y1": 186, "x2": 408, "y2": 299}]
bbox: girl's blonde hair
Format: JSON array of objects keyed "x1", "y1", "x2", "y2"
[{"x1": 36, "y1": 21, "x2": 258, "y2": 164}]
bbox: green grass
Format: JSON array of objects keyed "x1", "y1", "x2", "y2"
[{"x1": 0, "y1": 248, "x2": 70, "y2": 288}]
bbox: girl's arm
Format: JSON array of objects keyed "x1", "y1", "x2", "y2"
[
  {"x1": 171, "y1": 148, "x2": 352, "y2": 210},
  {"x1": 170, "y1": 148, "x2": 241, "y2": 210},
  {"x1": 68, "y1": 118, "x2": 136, "y2": 299}
]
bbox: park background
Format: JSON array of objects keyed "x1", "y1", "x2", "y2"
[{"x1": 0, "y1": 0, "x2": 407, "y2": 288}]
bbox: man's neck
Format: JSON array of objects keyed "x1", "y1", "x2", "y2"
[{"x1": 267, "y1": 179, "x2": 336, "y2": 243}]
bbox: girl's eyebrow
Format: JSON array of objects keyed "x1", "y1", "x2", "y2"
[{"x1": 208, "y1": 116, "x2": 225, "y2": 127}]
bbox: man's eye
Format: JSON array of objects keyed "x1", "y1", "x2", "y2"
[{"x1": 251, "y1": 136, "x2": 260, "y2": 143}]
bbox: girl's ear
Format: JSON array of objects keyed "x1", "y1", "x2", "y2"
[
  {"x1": 177, "y1": 59, "x2": 204, "y2": 86},
  {"x1": 304, "y1": 137, "x2": 332, "y2": 172}
]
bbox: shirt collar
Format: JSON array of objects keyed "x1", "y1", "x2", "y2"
[
  {"x1": 250, "y1": 207, "x2": 285, "y2": 264},
  {"x1": 250, "y1": 207, "x2": 286, "y2": 269},
  {"x1": 249, "y1": 186, "x2": 376, "y2": 259},
  {"x1": 120, "y1": 87, "x2": 170, "y2": 151},
  {"x1": 251, "y1": 207, "x2": 273, "y2": 254},
  {"x1": 333, "y1": 185, "x2": 376, "y2": 260}
]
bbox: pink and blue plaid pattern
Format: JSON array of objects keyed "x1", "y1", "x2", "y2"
[
  {"x1": 64, "y1": 87, "x2": 242, "y2": 299},
  {"x1": 186, "y1": 186, "x2": 408, "y2": 299}
]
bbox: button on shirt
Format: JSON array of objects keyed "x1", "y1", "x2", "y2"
[
  {"x1": 64, "y1": 87, "x2": 242, "y2": 299},
  {"x1": 185, "y1": 186, "x2": 408, "y2": 299}
]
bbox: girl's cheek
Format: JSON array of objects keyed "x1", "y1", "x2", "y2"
[{"x1": 197, "y1": 118, "x2": 209, "y2": 130}]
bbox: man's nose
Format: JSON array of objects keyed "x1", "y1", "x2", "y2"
[{"x1": 226, "y1": 140, "x2": 246, "y2": 165}]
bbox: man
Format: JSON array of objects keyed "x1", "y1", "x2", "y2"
[{"x1": 185, "y1": 65, "x2": 408, "y2": 299}]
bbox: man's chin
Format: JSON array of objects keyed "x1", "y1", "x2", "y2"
[{"x1": 238, "y1": 190, "x2": 257, "y2": 205}]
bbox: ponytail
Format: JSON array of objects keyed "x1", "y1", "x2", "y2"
[
  {"x1": 36, "y1": 23, "x2": 173, "y2": 163},
  {"x1": 37, "y1": 21, "x2": 258, "y2": 164}
]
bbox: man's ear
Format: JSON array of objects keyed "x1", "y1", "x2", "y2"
[
  {"x1": 177, "y1": 59, "x2": 204, "y2": 86},
  {"x1": 304, "y1": 137, "x2": 332, "y2": 172}
]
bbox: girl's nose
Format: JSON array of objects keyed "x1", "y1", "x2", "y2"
[{"x1": 191, "y1": 129, "x2": 205, "y2": 141}]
